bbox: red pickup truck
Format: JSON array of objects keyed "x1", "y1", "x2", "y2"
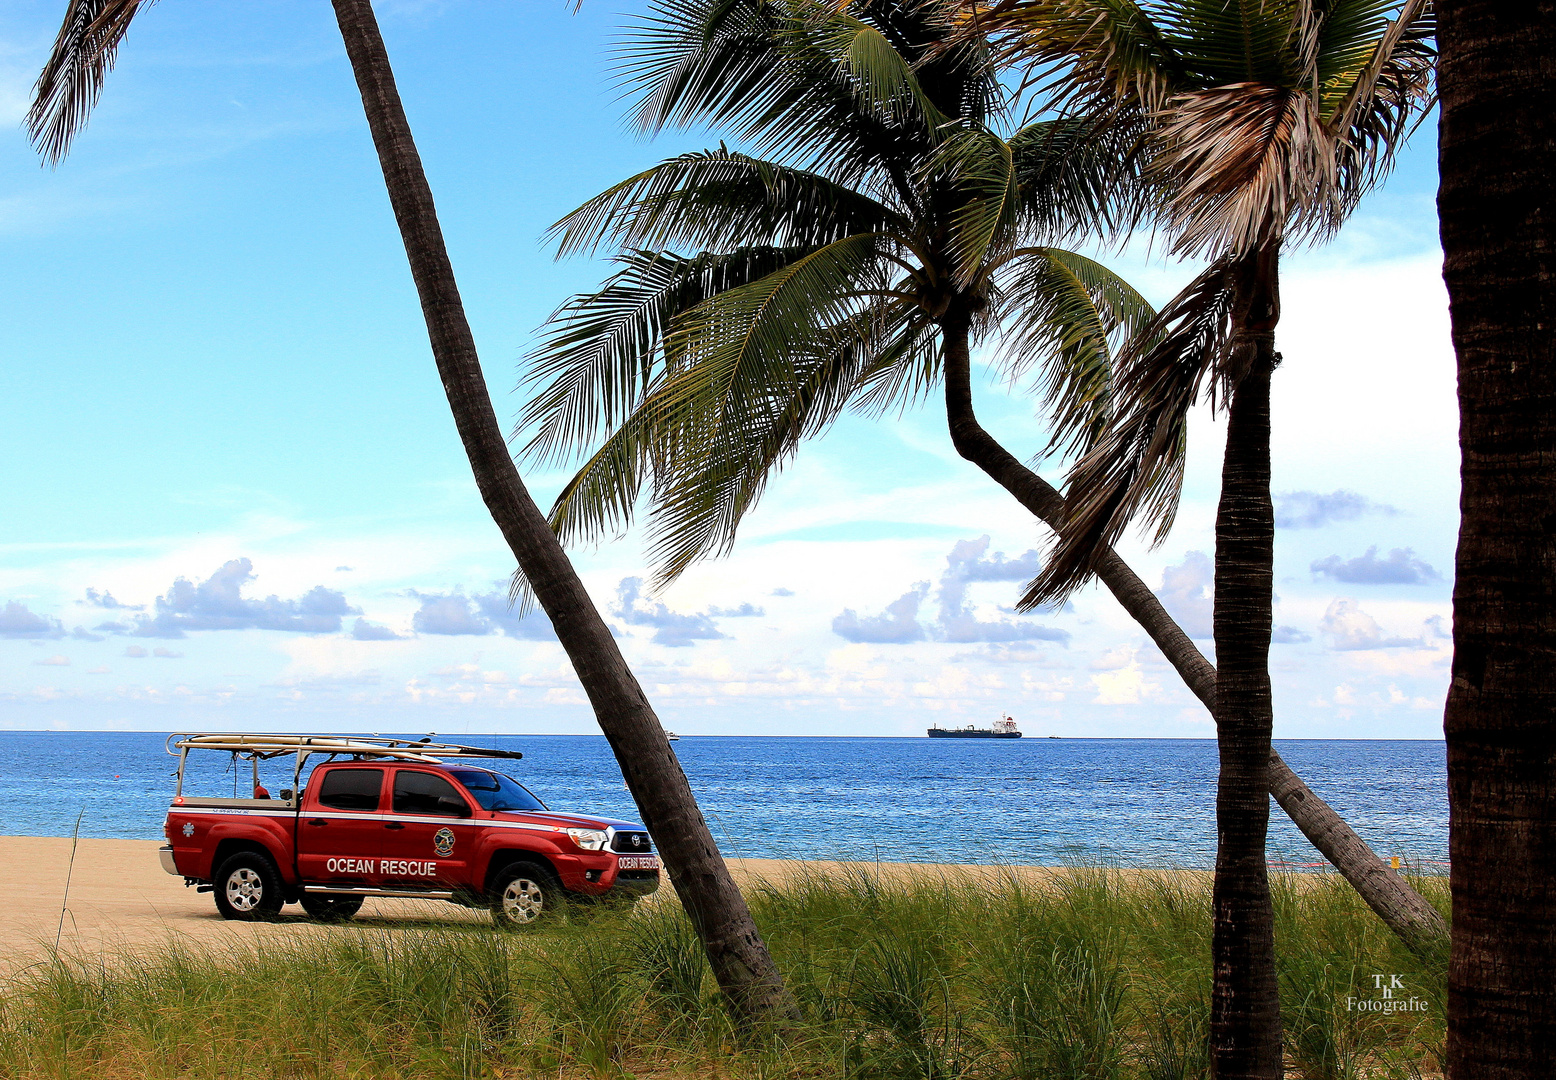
[{"x1": 158, "y1": 733, "x2": 660, "y2": 926}]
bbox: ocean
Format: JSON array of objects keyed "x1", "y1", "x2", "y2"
[{"x1": 0, "y1": 732, "x2": 1447, "y2": 869}]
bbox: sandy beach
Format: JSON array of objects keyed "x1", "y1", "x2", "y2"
[{"x1": 1, "y1": 835, "x2": 1142, "y2": 959}]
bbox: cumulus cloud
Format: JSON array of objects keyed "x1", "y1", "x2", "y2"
[
  {"x1": 614, "y1": 578, "x2": 724, "y2": 647},
  {"x1": 84, "y1": 588, "x2": 141, "y2": 610},
  {"x1": 771, "y1": 587, "x2": 795, "y2": 597},
  {"x1": 409, "y1": 588, "x2": 557, "y2": 639},
  {"x1": 474, "y1": 591, "x2": 557, "y2": 640},
  {"x1": 937, "y1": 537, "x2": 1067, "y2": 643},
  {"x1": 34, "y1": 654, "x2": 69, "y2": 666},
  {"x1": 412, "y1": 593, "x2": 491, "y2": 636},
  {"x1": 69, "y1": 626, "x2": 104, "y2": 641},
  {"x1": 1275, "y1": 490, "x2": 1399, "y2": 529},
  {"x1": 833, "y1": 584, "x2": 929, "y2": 644},
  {"x1": 709, "y1": 602, "x2": 765, "y2": 618},
  {"x1": 1157, "y1": 551, "x2": 1214, "y2": 639},
  {"x1": 113, "y1": 559, "x2": 360, "y2": 638},
  {"x1": 0, "y1": 601, "x2": 64, "y2": 640},
  {"x1": 153, "y1": 647, "x2": 183, "y2": 658},
  {"x1": 1272, "y1": 625, "x2": 1313, "y2": 644},
  {"x1": 124, "y1": 645, "x2": 148, "y2": 658},
  {"x1": 831, "y1": 537, "x2": 1068, "y2": 645},
  {"x1": 351, "y1": 618, "x2": 404, "y2": 641},
  {"x1": 1311, "y1": 547, "x2": 1441, "y2": 585},
  {"x1": 1319, "y1": 599, "x2": 1424, "y2": 651}
]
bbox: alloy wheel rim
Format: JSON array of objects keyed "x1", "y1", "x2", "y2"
[
  {"x1": 502, "y1": 878, "x2": 544, "y2": 923},
  {"x1": 226, "y1": 867, "x2": 263, "y2": 912}
]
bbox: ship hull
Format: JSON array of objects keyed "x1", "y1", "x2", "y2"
[{"x1": 926, "y1": 729, "x2": 1022, "y2": 739}]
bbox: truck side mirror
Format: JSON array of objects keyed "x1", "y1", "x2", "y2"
[{"x1": 279, "y1": 788, "x2": 294, "y2": 802}]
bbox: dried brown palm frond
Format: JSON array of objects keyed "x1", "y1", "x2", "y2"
[
  {"x1": 1149, "y1": 83, "x2": 1335, "y2": 256},
  {"x1": 28, "y1": 0, "x2": 154, "y2": 165}
]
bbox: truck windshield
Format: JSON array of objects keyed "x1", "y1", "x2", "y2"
[{"x1": 447, "y1": 768, "x2": 546, "y2": 812}]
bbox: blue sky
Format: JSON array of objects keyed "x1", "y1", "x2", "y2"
[{"x1": 1, "y1": 1, "x2": 1454, "y2": 737}]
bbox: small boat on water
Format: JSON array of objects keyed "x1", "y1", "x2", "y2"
[
  {"x1": 927, "y1": 715, "x2": 1022, "y2": 739},
  {"x1": 664, "y1": 731, "x2": 681, "y2": 742}
]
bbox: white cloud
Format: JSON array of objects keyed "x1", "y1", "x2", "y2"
[{"x1": 1319, "y1": 598, "x2": 1424, "y2": 651}]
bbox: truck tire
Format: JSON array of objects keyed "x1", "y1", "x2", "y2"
[
  {"x1": 299, "y1": 894, "x2": 365, "y2": 923},
  {"x1": 212, "y1": 850, "x2": 285, "y2": 921},
  {"x1": 490, "y1": 862, "x2": 564, "y2": 929}
]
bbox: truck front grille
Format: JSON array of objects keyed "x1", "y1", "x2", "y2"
[{"x1": 611, "y1": 831, "x2": 653, "y2": 853}]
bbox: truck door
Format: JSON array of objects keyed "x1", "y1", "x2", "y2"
[
  {"x1": 296, "y1": 766, "x2": 386, "y2": 886},
  {"x1": 380, "y1": 768, "x2": 473, "y2": 888}
]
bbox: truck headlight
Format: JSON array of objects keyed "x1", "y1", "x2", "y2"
[{"x1": 566, "y1": 828, "x2": 609, "y2": 851}]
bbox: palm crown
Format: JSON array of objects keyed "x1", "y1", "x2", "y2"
[
  {"x1": 963, "y1": 0, "x2": 1436, "y2": 256},
  {"x1": 969, "y1": 0, "x2": 1437, "y2": 604},
  {"x1": 520, "y1": 0, "x2": 1154, "y2": 586}
]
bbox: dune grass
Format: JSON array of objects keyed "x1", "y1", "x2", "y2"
[{"x1": 0, "y1": 867, "x2": 1447, "y2": 1080}]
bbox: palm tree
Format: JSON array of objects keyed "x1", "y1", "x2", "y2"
[
  {"x1": 1437, "y1": 2, "x2": 1556, "y2": 1075},
  {"x1": 523, "y1": 0, "x2": 1444, "y2": 957},
  {"x1": 27, "y1": 0, "x2": 794, "y2": 1025},
  {"x1": 960, "y1": 1, "x2": 1435, "y2": 1074}
]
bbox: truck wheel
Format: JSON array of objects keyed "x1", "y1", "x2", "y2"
[
  {"x1": 212, "y1": 851, "x2": 285, "y2": 921},
  {"x1": 299, "y1": 894, "x2": 364, "y2": 923},
  {"x1": 490, "y1": 862, "x2": 562, "y2": 929}
]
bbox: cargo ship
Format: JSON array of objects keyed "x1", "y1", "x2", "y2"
[{"x1": 927, "y1": 715, "x2": 1022, "y2": 739}]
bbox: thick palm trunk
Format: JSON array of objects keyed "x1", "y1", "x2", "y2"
[
  {"x1": 941, "y1": 305, "x2": 1445, "y2": 953},
  {"x1": 1208, "y1": 246, "x2": 1282, "y2": 1080},
  {"x1": 329, "y1": 0, "x2": 794, "y2": 1026},
  {"x1": 1438, "y1": 2, "x2": 1556, "y2": 1075}
]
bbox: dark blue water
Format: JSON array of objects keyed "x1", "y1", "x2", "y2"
[{"x1": 0, "y1": 733, "x2": 1447, "y2": 868}]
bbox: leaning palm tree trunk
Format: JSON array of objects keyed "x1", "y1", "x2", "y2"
[
  {"x1": 941, "y1": 323, "x2": 1446, "y2": 954},
  {"x1": 328, "y1": 0, "x2": 793, "y2": 1025},
  {"x1": 1438, "y1": 1, "x2": 1556, "y2": 1074}
]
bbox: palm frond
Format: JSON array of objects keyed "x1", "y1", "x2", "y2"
[
  {"x1": 545, "y1": 296, "x2": 925, "y2": 580},
  {"x1": 957, "y1": 0, "x2": 1185, "y2": 114},
  {"x1": 1150, "y1": 82, "x2": 1333, "y2": 255},
  {"x1": 932, "y1": 126, "x2": 1020, "y2": 284},
  {"x1": 518, "y1": 247, "x2": 813, "y2": 466},
  {"x1": 549, "y1": 150, "x2": 904, "y2": 257},
  {"x1": 815, "y1": 11, "x2": 951, "y2": 131},
  {"x1": 28, "y1": 0, "x2": 153, "y2": 164},
  {"x1": 1009, "y1": 114, "x2": 1151, "y2": 241},
  {"x1": 1325, "y1": 0, "x2": 1436, "y2": 212},
  {"x1": 616, "y1": 0, "x2": 984, "y2": 196},
  {"x1": 1020, "y1": 254, "x2": 1238, "y2": 608},
  {"x1": 990, "y1": 246, "x2": 1156, "y2": 459},
  {"x1": 641, "y1": 301, "x2": 922, "y2": 580}
]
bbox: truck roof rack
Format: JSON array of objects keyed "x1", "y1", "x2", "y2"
[{"x1": 166, "y1": 732, "x2": 523, "y2": 764}]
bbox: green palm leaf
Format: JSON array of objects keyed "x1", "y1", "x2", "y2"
[
  {"x1": 990, "y1": 246, "x2": 1156, "y2": 459},
  {"x1": 549, "y1": 150, "x2": 907, "y2": 257},
  {"x1": 1020, "y1": 254, "x2": 1238, "y2": 609},
  {"x1": 519, "y1": 247, "x2": 816, "y2": 466}
]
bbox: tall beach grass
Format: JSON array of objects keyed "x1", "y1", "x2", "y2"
[{"x1": 0, "y1": 867, "x2": 1447, "y2": 1079}]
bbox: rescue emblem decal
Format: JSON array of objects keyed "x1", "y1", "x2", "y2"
[
  {"x1": 433, "y1": 827, "x2": 456, "y2": 857},
  {"x1": 182, "y1": 822, "x2": 195, "y2": 837}
]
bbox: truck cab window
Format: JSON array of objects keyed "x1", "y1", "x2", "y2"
[
  {"x1": 317, "y1": 768, "x2": 383, "y2": 812},
  {"x1": 393, "y1": 770, "x2": 471, "y2": 817},
  {"x1": 447, "y1": 768, "x2": 547, "y2": 812}
]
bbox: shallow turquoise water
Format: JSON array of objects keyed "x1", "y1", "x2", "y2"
[{"x1": 0, "y1": 732, "x2": 1447, "y2": 868}]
